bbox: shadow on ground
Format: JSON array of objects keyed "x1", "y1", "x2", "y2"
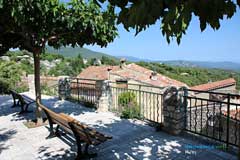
[
  {"x1": 0, "y1": 95, "x2": 95, "y2": 122},
  {"x1": 0, "y1": 94, "x2": 237, "y2": 160},
  {"x1": 0, "y1": 128, "x2": 17, "y2": 154},
  {"x1": 36, "y1": 117, "x2": 190, "y2": 160}
]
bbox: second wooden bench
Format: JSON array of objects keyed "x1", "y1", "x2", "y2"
[{"x1": 10, "y1": 90, "x2": 35, "y2": 114}]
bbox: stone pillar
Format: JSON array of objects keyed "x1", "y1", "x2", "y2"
[
  {"x1": 28, "y1": 74, "x2": 35, "y2": 94},
  {"x1": 96, "y1": 80, "x2": 111, "y2": 112},
  {"x1": 58, "y1": 77, "x2": 71, "y2": 100},
  {"x1": 162, "y1": 86, "x2": 187, "y2": 135}
]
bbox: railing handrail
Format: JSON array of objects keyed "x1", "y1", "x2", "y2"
[
  {"x1": 185, "y1": 95, "x2": 240, "y2": 106},
  {"x1": 188, "y1": 88, "x2": 240, "y2": 97},
  {"x1": 70, "y1": 82, "x2": 96, "y2": 85},
  {"x1": 68, "y1": 77, "x2": 103, "y2": 82},
  {"x1": 109, "y1": 81, "x2": 165, "y2": 90},
  {"x1": 110, "y1": 86, "x2": 163, "y2": 95}
]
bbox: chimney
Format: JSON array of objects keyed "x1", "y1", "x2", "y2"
[
  {"x1": 120, "y1": 58, "x2": 126, "y2": 69},
  {"x1": 107, "y1": 67, "x2": 112, "y2": 80},
  {"x1": 150, "y1": 71, "x2": 157, "y2": 81}
]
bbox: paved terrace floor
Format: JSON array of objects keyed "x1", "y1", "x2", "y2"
[{"x1": 0, "y1": 93, "x2": 237, "y2": 160}]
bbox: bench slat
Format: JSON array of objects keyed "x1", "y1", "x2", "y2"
[
  {"x1": 21, "y1": 95, "x2": 35, "y2": 102},
  {"x1": 39, "y1": 104, "x2": 112, "y2": 154},
  {"x1": 60, "y1": 113, "x2": 112, "y2": 142}
]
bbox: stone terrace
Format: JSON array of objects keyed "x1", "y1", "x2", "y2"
[{"x1": 0, "y1": 93, "x2": 237, "y2": 160}]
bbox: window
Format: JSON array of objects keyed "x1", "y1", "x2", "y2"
[{"x1": 116, "y1": 79, "x2": 128, "y2": 88}]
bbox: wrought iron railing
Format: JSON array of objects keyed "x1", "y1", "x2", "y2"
[
  {"x1": 184, "y1": 89, "x2": 240, "y2": 149},
  {"x1": 109, "y1": 82, "x2": 164, "y2": 123},
  {"x1": 68, "y1": 78, "x2": 102, "y2": 107}
]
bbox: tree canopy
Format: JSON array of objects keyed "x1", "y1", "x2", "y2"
[
  {"x1": 0, "y1": 0, "x2": 118, "y2": 124},
  {"x1": 0, "y1": 0, "x2": 118, "y2": 54},
  {"x1": 97, "y1": 0, "x2": 239, "y2": 44}
]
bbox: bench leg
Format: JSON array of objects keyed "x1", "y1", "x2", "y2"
[
  {"x1": 24, "y1": 104, "x2": 33, "y2": 113},
  {"x1": 75, "y1": 143, "x2": 97, "y2": 159},
  {"x1": 11, "y1": 98, "x2": 18, "y2": 108},
  {"x1": 46, "y1": 118, "x2": 56, "y2": 139},
  {"x1": 55, "y1": 125, "x2": 61, "y2": 137},
  {"x1": 17, "y1": 100, "x2": 20, "y2": 106},
  {"x1": 75, "y1": 137, "x2": 84, "y2": 160},
  {"x1": 19, "y1": 104, "x2": 26, "y2": 114},
  {"x1": 84, "y1": 144, "x2": 97, "y2": 158}
]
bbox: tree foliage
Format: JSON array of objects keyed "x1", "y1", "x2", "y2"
[
  {"x1": 0, "y1": 0, "x2": 118, "y2": 54},
  {"x1": 0, "y1": 0, "x2": 118, "y2": 123},
  {"x1": 0, "y1": 61, "x2": 28, "y2": 93},
  {"x1": 101, "y1": 55, "x2": 119, "y2": 65},
  {"x1": 137, "y1": 61, "x2": 240, "y2": 90},
  {"x1": 48, "y1": 53, "x2": 85, "y2": 76},
  {"x1": 40, "y1": 52, "x2": 64, "y2": 62},
  {"x1": 97, "y1": 0, "x2": 239, "y2": 44}
]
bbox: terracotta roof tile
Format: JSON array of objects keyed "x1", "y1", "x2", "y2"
[
  {"x1": 223, "y1": 109, "x2": 240, "y2": 121},
  {"x1": 78, "y1": 65, "x2": 120, "y2": 80},
  {"x1": 78, "y1": 63, "x2": 187, "y2": 87},
  {"x1": 191, "y1": 78, "x2": 236, "y2": 91},
  {"x1": 112, "y1": 63, "x2": 186, "y2": 87}
]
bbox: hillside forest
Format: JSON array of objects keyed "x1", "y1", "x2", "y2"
[{"x1": 0, "y1": 50, "x2": 239, "y2": 93}]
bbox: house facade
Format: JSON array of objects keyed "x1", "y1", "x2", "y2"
[{"x1": 78, "y1": 61, "x2": 187, "y2": 93}]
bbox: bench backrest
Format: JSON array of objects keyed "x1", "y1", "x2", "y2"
[
  {"x1": 39, "y1": 104, "x2": 111, "y2": 145},
  {"x1": 40, "y1": 104, "x2": 72, "y2": 132},
  {"x1": 69, "y1": 120, "x2": 111, "y2": 145},
  {"x1": 10, "y1": 90, "x2": 35, "y2": 105}
]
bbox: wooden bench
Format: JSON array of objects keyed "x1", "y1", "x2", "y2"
[
  {"x1": 10, "y1": 90, "x2": 35, "y2": 114},
  {"x1": 40, "y1": 104, "x2": 112, "y2": 159}
]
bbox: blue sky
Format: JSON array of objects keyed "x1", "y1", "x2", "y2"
[{"x1": 86, "y1": 11, "x2": 240, "y2": 62}]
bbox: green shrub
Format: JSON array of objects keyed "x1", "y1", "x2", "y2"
[
  {"x1": 0, "y1": 79, "x2": 28, "y2": 94},
  {"x1": 118, "y1": 92, "x2": 141, "y2": 119},
  {"x1": 41, "y1": 83, "x2": 58, "y2": 96},
  {"x1": 15, "y1": 84, "x2": 29, "y2": 93},
  {"x1": 0, "y1": 79, "x2": 11, "y2": 94}
]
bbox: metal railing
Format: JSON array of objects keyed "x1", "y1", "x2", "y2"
[
  {"x1": 109, "y1": 82, "x2": 164, "y2": 123},
  {"x1": 184, "y1": 89, "x2": 240, "y2": 149},
  {"x1": 68, "y1": 78, "x2": 102, "y2": 106}
]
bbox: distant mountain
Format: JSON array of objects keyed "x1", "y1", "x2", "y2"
[
  {"x1": 116, "y1": 56, "x2": 153, "y2": 62},
  {"x1": 161, "y1": 60, "x2": 240, "y2": 71},
  {"x1": 118, "y1": 55, "x2": 240, "y2": 71},
  {"x1": 46, "y1": 46, "x2": 116, "y2": 60},
  {"x1": 45, "y1": 48, "x2": 240, "y2": 71}
]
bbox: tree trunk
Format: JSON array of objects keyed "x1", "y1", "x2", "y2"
[{"x1": 33, "y1": 49, "x2": 43, "y2": 125}]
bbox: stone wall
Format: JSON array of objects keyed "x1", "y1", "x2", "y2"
[
  {"x1": 162, "y1": 86, "x2": 187, "y2": 135},
  {"x1": 27, "y1": 75, "x2": 60, "y2": 94}
]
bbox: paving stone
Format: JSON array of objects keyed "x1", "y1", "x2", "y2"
[{"x1": 0, "y1": 94, "x2": 237, "y2": 160}]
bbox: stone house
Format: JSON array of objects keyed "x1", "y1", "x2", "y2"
[
  {"x1": 191, "y1": 78, "x2": 237, "y2": 98},
  {"x1": 78, "y1": 61, "x2": 187, "y2": 90},
  {"x1": 77, "y1": 61, "x2": 187, "y2": 123}
]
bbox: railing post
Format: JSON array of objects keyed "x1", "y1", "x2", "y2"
[
  {"x1": 162, "y1": 86, "x2": 186, "y2": 135},
  {"x1": 96, "y1": 80, "x2": 111, "y2": 112},
  {"x1": 183, "y1": 88, "x2": 188, "y2": 129},
  {"x1": 239, "y1": 123, "x2": 240, "y2": 160},
  {"x1": 58, "y1": 77, "x2": 70, "y2": 100},
  {"x1": 77, "y1": 78, "x2": 80, "y2": 103},
  {"x1": 139, "y1": 85, "x2": 142, "y2": 116},
  {"x1": 226, "y1": 93, "x2": 230, "y2": 150}
]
